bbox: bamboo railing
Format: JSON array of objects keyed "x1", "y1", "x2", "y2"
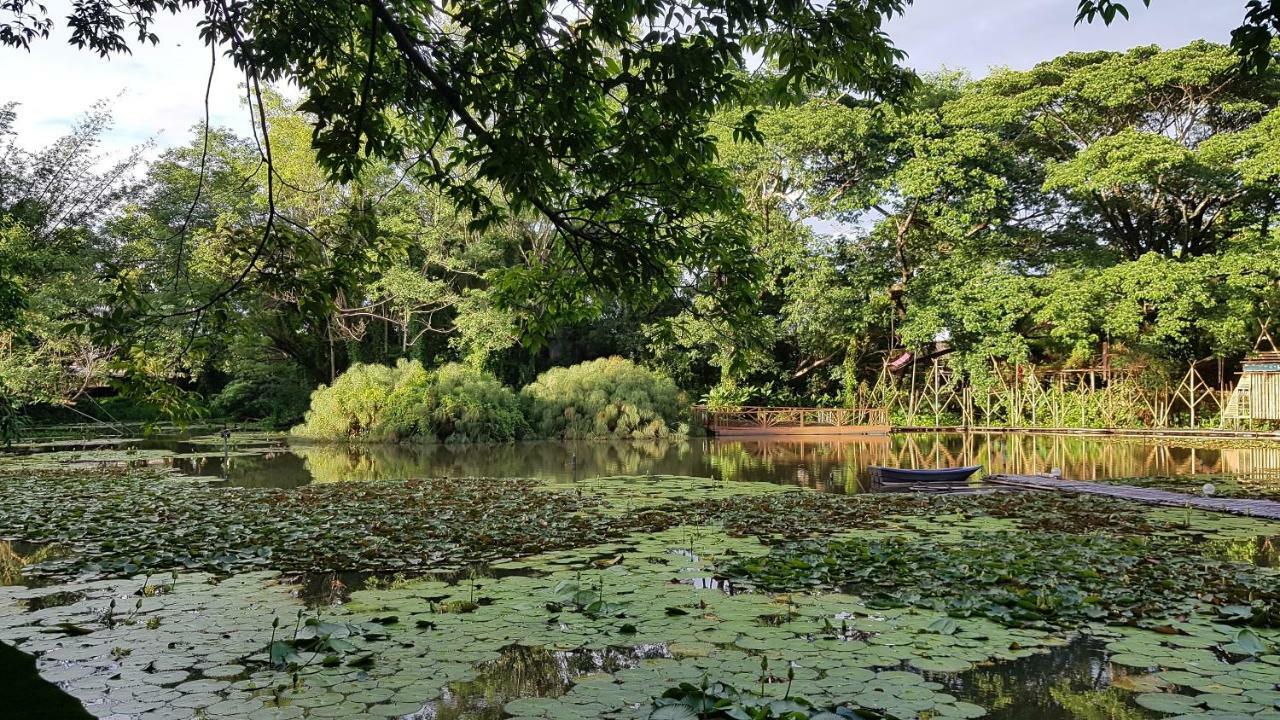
[
  {"x1": 696, "y1": 406, "x2": 890, "y2": 432},
  {"x1": 864, "y1": 360, "x2": 1242, "y2": 430}
]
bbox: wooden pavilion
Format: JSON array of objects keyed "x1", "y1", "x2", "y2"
[{"x1": 1222, "y1": 325, "x2": 1280, "y2": 425}]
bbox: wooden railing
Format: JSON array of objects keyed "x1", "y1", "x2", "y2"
[{"x1": 695, "y1": 406, "x2": 890, "y2": 432}]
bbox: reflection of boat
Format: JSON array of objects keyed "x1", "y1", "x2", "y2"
[{"x1": 869, "y1": 465, "x2": 982, "y2": 484}]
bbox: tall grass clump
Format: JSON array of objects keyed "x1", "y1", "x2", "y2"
[
  {"x1": 293, "y1": 360, "x2": 526, "y2": 443},
  {"x1": 521, "y1": 357, "x2": 688, "y2": 439}
]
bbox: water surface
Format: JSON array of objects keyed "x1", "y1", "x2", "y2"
[{"x1": 5, "y1": 431, "x2": 1280, "y2": 495}]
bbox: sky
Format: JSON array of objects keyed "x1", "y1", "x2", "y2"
[{"x1": 0, "y1": 0, "x2": 1243, "y2": 158}]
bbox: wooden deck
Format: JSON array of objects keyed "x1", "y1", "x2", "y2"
[
  {"x1": 988, "y1": 474, "x2": 1280, "y2": 520},
  {"x1": 696, "y1": 406, "x2": 890, "y2": 437}
]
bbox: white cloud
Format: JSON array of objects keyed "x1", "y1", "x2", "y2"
[
  {"x1": 0, "y1": 1, "x2": 249, "y2": 157},
  {"x1": 888, "y1": 0, "x2": 1236, "y2": 76}
]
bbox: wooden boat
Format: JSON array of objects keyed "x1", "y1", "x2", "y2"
[{"x1": 869, "y1": 465, "x2": 983, "y2": 484}]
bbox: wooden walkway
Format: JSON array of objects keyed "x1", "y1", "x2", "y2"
[{"x1": 988, "y1": 474, "x2": 1280, "y2": 520}]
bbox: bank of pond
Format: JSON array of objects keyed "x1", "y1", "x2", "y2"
[{"x1": 0, "y1": 435, "x2": 1278, "y2": 720}]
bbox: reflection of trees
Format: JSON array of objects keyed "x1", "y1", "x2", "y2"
[
  {"x1": 885, "y1": 432, "x2": 1280, "y2": 485},
  {"x1": 708, "y1": 439, "x2": 891, "y2": 492},
  {"x1": 1205, "y1": 536, "x2": 1280, "y2": 567},
  {"x1": 290, "y1": 439, "x2": 697, "y2": 484},
  {"x1": 1049, "y1": 685, "x2": 1149, "y2": 720},
  {"x1": 939, "y1": 639, "x2": 1116, "y2": 719},
  {"x1": 430, "y1": 644, "x2": 666, "y2": 720},
  {"x1": 166, "y1": 452, "x2": 312, "y2": 488},
  {"x1": 279, "y1": 433, "x2": 1280, "y2": 493},
  {"x1": 0, "y1": 541, "x2": 55, "y2": 586}
]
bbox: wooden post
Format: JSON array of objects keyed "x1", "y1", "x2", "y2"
[{"x1": 1189, "y1": 363, "x2": 1197, "y2": 428}]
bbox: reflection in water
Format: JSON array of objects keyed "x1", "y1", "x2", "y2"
[
  {"x1": 7, "y1": 432, "x2": 1280, "y2": 497},
  {"x1": 283, "y1": 433, "x2": 1280, "y2": 495},
  {"x1": 424, "y1": 643, "x2": 670, "y2": 719},
  {"x1": 1203, "y1": 535, "x2": 1280, "y2": 567},
  {"x1": 289, "y1": 563, "x2": 548, "y2": 608},
  {"x1": 945, "y1": 637, "x2": 1155, "y2": 720},
  {"x1": 420, "y1": 637, "x2": 1160, "y2": 720},
  {"x1": 0, "y1": 541, "x2": 65, "y2": 587}
]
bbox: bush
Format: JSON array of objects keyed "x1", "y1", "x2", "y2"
[
  {"x1": 292, "y1": 360, "x2": 526, "y2": 444},
  {"x1": 521, "y1": 357, "x2": 688, "y2": 439},
  {"x1": 292, "y1": 361, "x2": 416, "y2": 440},
  {"x1": 379, "y1": 362, "x2": 528, "y2": 443}
]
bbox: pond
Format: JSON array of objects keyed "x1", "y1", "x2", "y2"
[
  {"x1": 5, "y1": 430, "x2": 1280, "y2": 495},
  {"x1": 0, "y1": 435, "x2": 1277, "y2": 720}
]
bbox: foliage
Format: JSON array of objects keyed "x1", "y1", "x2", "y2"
[
  {"x1": 1076, "y1": 0, "x2": 1279, "y2": 73},
  {"x1": 0, "y1": 389, "x2": 21, "y2": 444},
  {"x1": 292, "y1": 361, "x2": 417, "y2": 440},
  {"x1": 732, "y1": 42, "x2": 1280, "y2": 401},
  {"x1": 521, "y1": 358, "x2": 689, "y2": 439},
  {"x1": 1, "y1": 0, "x2": 918, "y2": 347},
  {"x1": 293, "y1": 360, "x2": 527, "y2": 444},
  {"x1": 379, "y1": 361, "x2": 529, "y2": 444},
  {"x1": 951, "y1": 41, "x2": 1280, "y2": 261},
  {"x1": 209, "y1": 363, "x2": 312, "y2": 427},
  {"x1": 650, "y1": 681, "x2": 862, "y2": 720},
  {"x1": 721, "y1": 532, "x2": 1280, "y2": 628},
  {"x1": 0, "y1": 103, "x2": 145, "y2": 409},
  {"x1": 0, "y1": 468, "x2": 682, "y2": 580},
  {"x1": 3, "y1": 40, "x2": 1280, "y2": 421}
]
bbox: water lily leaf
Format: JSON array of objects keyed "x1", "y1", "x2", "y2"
[
  {"x1": 935, "y1": 701, "x2": 987, "y2": 718},
  {"x1": 1134, "y1": 693, "x2": 1204, "y2": 714},
  {"x1": 1232, "y1": 628, "x2": 1268, "y2": 656},
  {"x1": 1217, "y1": 605, "x2": 1254, "y2": 621},
  {"x1": 267, "y1": 641, "x2": 300, "y2": 667},
  {"x1": 925, "y1": 618, "x2": 959, "y2": 635},
  {"x1": 1108, "y1": 652, "x2": 1158, "y2": 669},
  {"x1": 910, "y1": 657, "x2": 972, "y2": 673},
  {"x1": 648, "y1": 705, "x2": 698, "y2": 720}
]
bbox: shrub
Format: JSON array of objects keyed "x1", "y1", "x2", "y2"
[
  {"x1": 292, "y1": 361, "x2": 418, "y2": 440},
  {"x1": 378, "y1": 362, "x2": 528, "y2": 443},
  {"x1": 292, "y1": 360, "x2": 526, "y2": 444},
  {"x1": 521, "y1": 357, "x2": 688, "y2": 439}
]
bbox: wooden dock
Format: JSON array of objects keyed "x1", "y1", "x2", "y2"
[{"x1": 988, "y1": 474, "x2": 1280, "y2": 520}]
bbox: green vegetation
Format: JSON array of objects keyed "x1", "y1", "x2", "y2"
[
  {"x1": 522, "y1": 357, "x2": 690, "y2": 440},
  {"x1": 721, "y1": 533, "x2": 1280, "y2": 628},
  {"x1": 292, "y1": 360, "x2": 528, "y2": 444},
  {"x1": 3, "y1": 34, "x2": 1279, "y2": 432},
  {"x1": 292, "y1": 357, "x2": 685, "y2": 443},
  {"x1": 5, "y1": 4, "x2": 1280, "y2": 717},
  {"x1": 2, "y1": 466, "x2": 1278, "y2": 720}
]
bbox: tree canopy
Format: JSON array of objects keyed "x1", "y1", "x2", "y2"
[{"x1": 2, "y1": 0, "x2": 1279, "y2": 425}]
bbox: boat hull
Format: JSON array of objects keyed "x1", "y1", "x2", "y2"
[{"x1": 869, "y1": 465, "x2": 982, "y2": 484}]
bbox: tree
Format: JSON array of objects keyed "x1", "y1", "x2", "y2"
[
  {"x1": 1, "y1": 0, "x2": 913, "y2": 319},
  {"x1": 740, "y1": 43, "x2": 1280, "y2": 379},
  {"x1": 0, "y1": 103, "x2": 145, "y2": 414},
  {"x1": 1076, "y1": 0, "x2": 1280, "y2": 72},
  {"x1": 951, "y1": 42, "x2": 1280, "y2": 261}
]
